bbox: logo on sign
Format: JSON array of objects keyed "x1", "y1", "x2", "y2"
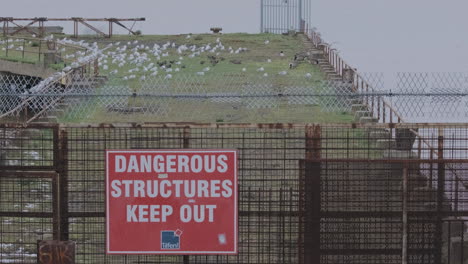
[{"x1": 161, "y1": 230, "x2": 182, "y2": 250}]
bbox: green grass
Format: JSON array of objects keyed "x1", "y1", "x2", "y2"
[
  {"x1": 89, "y1": 33, "x2": 324, "y2": 88},
  {"x1": 55, "y1": 33, "x2": 355, "y2": 123},
  {"x1": 0, "y1": 55, "x2": 38, "y2": 65},
  {"x1": 0, "y1": 37, "x2": 84, "y2": 71},
  {"x1": 0, "y1": 33, "x2": 355, "y2": 124}
]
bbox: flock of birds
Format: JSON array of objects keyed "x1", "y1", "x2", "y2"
[
  {"x1": 1, "y1": 35, "x2": 316, "y2": 94},
  {"x1": 88, "y1": 37, "x2": 314, "y2": 80}
]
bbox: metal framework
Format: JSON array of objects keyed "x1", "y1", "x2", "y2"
[
  {"x1": 0, "y1": 123, "x2": 467, "y2": 263},
  {"x1": 0, "y1": 17, "x2": 146, "y2": 38},
  {"x1": 260, "y1": 0, "x2": 313, "y2": 34}
]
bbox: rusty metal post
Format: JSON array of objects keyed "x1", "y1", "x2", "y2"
[
  {"x1": 38, "y1": 40, "x2": 41, "y2": 61},
  {"x1": 38, "y1": 20, "x2": 44, "y2": 38},
  {"x1": 418, "y1": 137, "x2": 422, "y2": 159},
  {"x1": 402, "y1": 165, "x2": 408, "y2": 264},
  {"x1": 2, "y1": 20, "x2": 7, "y2": 37},
  {"x1": 435, "y1": 127, "x2": 444, "y2": 264},
  {"x1": 382, "y1": 103, "x2": 387, "y2": 123},
  {"x1": 298, "y1": 160, "x2": 305, "y2": 264},
  {"x1": 365, "y1": 81, "x2": 368, "y2": 106},
  {"x1": 58, "y1": 127, "x2": 69, "y2": 240},
  {"x1": 73, "y1": 20, "x2": 78, "y2": 38},
  {"x1": 52, "y1": 125, "x2": 61, "y2": 240},
  {"x1": 371, "y1": 84, "x2": 375, "y2": 116},
  {"x1": 377, "y1": 96, "x2": 381, "y2": 120},
  {"x1": 108, "y1": 20, "x2": 113, "y2": 38},
  {"x1": 306, "y1": 125, "x2": 321, "y2": 160},
  {"x1": 429, "y1": 148, "x2": 434, "y2": 189},
  {"x1": 303, "y1": 125, "x2": 321, "y2": 263},
  {"x1": 94, "y1": 58, "x2": 99, "y2": 76}
]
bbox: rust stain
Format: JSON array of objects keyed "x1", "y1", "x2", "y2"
[{"x1": 38, "y1": 240, "x2": 75, "y2": 264}]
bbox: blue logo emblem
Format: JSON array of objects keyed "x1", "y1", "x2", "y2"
[{"x1": 161, "y1": 230, "x2": 182, "y2": 250}]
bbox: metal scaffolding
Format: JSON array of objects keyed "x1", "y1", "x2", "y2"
[{"x1": 0, "y1": 17, "x2": 146, "y2": 38}]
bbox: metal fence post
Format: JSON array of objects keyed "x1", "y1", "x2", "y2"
[
  {"x1": 402, "y1": 165, "x2": 408, "y2": 264},
  {"x1": 298, "y1": 0, "x2": 303, "y2": 31},
  {"x1": 58, "y1": 126, "x2": 69, "y2": 241},
  {"x1": 436, "y1": 128, "x2": 445, "y2": 263},
  {"x1": 38, "y1": 40, "x2": 41, "y2": 61},
  {"x1": 303, "y1": 125, "x2": 321, "y2": 263},
  {"x1": 52, "y1": 125, "x2": 61, "y2": 240},
  {"x1": 260, "y1": 0, "x2": 264, "y2": 33}
]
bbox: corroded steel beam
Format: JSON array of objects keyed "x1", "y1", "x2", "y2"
[{"x1": 0, "y1": 17, "x2": 145, "y2": 37}]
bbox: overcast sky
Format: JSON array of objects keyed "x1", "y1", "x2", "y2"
[{"x1": 4, "y1": 0, "x2": 468, "y2": 73}]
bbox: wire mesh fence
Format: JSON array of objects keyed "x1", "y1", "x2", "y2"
[
  {"x1": 3, "y1": 71, "x2": 468, "y2": 123},
  {"x1": 0, "y1": 73, "x2": 360, "y2": 123},
  {"x1": 0, "y1": 123, "x2": 468, "y2": 263}
]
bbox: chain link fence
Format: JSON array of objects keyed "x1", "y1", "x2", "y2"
[
  {"x1": 0, "y1": 73, "x2": 360, "y2": 123},
  {"x1": 359, "y1": 72, "x2": 468, "y2": 123},
  {"x1": 2, "y1": 71, "x2": 468, "y2": 123}
]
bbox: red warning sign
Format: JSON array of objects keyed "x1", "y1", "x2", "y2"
[{"x1": 106, "y1": 150, "x2": 238, "y2": 254}]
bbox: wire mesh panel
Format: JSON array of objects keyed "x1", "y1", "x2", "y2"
[
  {"x1": 315, "y1": 124, "x2": 468, "y2": 264},
  {"x1": 0, "y1": 172, "x2": 56, "y2": 264},
  {"x1": 261, "y1": 0, "x2": 302, "y2": 34},
  {"x1": 65, "y1": 125, "x2": 305, "y2": 263},
  {"x1": 1, "y1": 123, "x2": 468, "y2": 263},
  {"x1": 0, "y1": 124, "x2": 55, "y2": 168}
]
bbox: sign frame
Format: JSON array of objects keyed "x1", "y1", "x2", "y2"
[{"x1": 105, "y1": 149, "x2": 238, "y2": 255}]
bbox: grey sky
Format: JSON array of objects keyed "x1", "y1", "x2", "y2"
[{"x1": 4, "y1": 0, "x2": 468, "y2": 73}]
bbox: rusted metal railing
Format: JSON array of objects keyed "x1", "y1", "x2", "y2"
[
  {"x1": 302, "y1": 22, "x2": 468, "y2": 217},
  {"x1": 0, "y1": 36, "x2": 88, "y2": 65}
]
